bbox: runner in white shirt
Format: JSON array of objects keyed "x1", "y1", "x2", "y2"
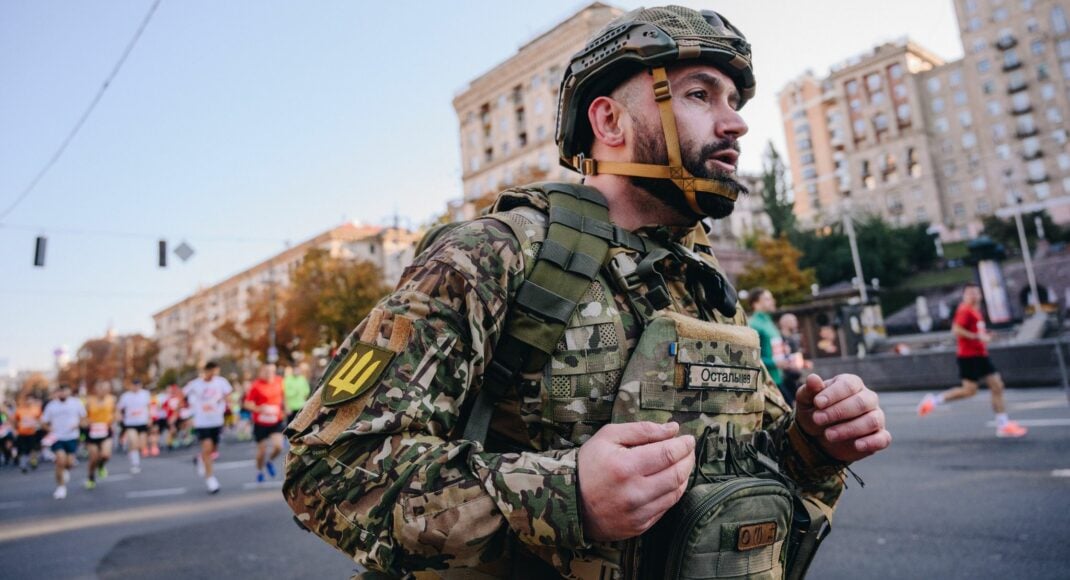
[
  {"x1": 40, "y1": 385, "x2": 86, "y2": 499},
  {"x1": 117, "y1": 380, "x2": 152, "y2": 474},
  {"x1": 182, "y1": 362, "x2": 232, "y2": 493}
]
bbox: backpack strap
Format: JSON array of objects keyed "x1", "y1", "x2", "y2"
[{"x1": 463, "y1": 182, "x2": 616, "y2": 445}]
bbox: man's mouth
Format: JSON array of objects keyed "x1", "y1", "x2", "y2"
[{"x1": 708, "y1": 149, "x2": 738, "y2": 173}]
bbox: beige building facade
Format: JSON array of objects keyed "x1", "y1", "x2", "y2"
[
  {"x1": 451, "y1": 2, "x2": 622, "y2": 220},
  {"x1": 152, "y1": 224, "x2": 419, "y2": 370},
  {"x1": 780, "y1": 0, "x2": 1070, "y2": 239}
]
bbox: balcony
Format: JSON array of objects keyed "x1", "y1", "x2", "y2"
[
  {"x1": 1027, "y1": 174, "x2": 1049, "y2": 185},
  {"x1": 1011, "y1": 104, "x2": 1033, "y2": 115},
  {"x1": 1016, "y1": 127, "x2": 1039, "y2": 139},
  {"x1": 1002, "y1": 60, "x2": 1022, "y2": 72},
  {"x1": 1022, "y1": 149, "x2": 1043, "y2": 161},
  {"x1": 1007, "y1": 81, "x2": 1029, "y2": 93},
  {"x1": 995, "y1": 35, "x2": 1018, "y2": 50}
]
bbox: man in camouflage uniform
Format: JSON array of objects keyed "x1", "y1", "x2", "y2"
[{"x1": 285, "y1": 6, "x2": 891, "y2": 578}]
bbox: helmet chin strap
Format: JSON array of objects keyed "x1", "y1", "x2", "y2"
[{"x1": 572, "y1": 66, "x2": 738, "y2": 215}]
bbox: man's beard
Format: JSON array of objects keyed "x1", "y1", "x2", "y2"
[{"x1": 630, "y1": 117, "x2": 748, "y2": 220}]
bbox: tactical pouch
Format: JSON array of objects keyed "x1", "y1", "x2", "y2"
[{"x1": 785, "y1": 494, "x2": 833, "y2": 580}]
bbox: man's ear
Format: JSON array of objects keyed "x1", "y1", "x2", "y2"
[{"x1": 587, "y1": 96, "x2": 628, "y2": 149}]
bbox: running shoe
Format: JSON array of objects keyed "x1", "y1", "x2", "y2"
[
  {"x1": 84, "y1": 479, "x2": 96, "y2": 490},
  {"x1": 53, "y1": 485, "x2": 67, "y2": 500},
  {"x1": 206, "y1": 476, "x2": 220, "y2": 494},
  {"x1": 917, "y1": 394, "x2": 936, "y2": 417},
  {"x1": 265, "y1": 461, "x2": 276, "y2": 479},
  {"x1": 150, "y1": 446, "x2": 160, "y2": 457},
  {"x1": 256, "y1": 471, "x2": 265, "y2": 484},
  {"x1": 997, "y1": 421, "x2": 1028, "y2": 438},
  {"x1": 97, "y1": 466, "x2": 108, "y2": 480}
]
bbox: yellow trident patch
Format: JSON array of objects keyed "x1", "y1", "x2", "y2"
[{"x1": 321, "y1": 342, "x2": 396, "y2": 406}]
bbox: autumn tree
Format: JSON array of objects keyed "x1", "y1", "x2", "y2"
[
  {"x1": 59, "y1": 334, "x2": 159, "y2": 390},
  {"x1": 285, "y1": 249, "x2": 391, "y2": 350},
  {"x1": 737, "y1": 236, "x2": 816, "y2": 306}
]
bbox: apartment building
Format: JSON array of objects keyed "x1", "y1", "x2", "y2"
[
  {"x1": 152, "y1": 223, "x2": 418, "y2": 370},
  {"x1": 779, "y1": 0, "x2": 1070, "y2": 238},
  {"x1": 451, "y1": 2, "x2": 622, "y2": 220}
]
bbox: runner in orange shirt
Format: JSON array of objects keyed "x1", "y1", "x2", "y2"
[
  {"x1": 243, "y1": 363, "x2": 284, "y2": 483},
  {"x1": 14, "y1": 395, "x2": 44, "y2": 473}
]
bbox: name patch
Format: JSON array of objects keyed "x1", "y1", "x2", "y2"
[
  {"x1": 737, "y1": 521, "x2": 778, "y2": 551},
  {"x1": 686, "y1": 364, "x2": 759, "y2": 391}
]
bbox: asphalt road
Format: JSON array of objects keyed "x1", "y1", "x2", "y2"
[{"x1": 0, "y1": 387, "x2": 1067, "y2": 579}]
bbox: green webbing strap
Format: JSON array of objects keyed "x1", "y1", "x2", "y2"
[{"x1": 464, "y1": 183, "x2": 613, "y2": 446}]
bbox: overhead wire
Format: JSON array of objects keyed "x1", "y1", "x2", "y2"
[{"x1": 0, "y1": 0, "x2": 163, "y2": 223}]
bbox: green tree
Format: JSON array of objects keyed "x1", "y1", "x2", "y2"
[
  {"x1": 981, "y1": 210, "x2": 1067, "y2": 252},
  {"x1": 759, "y1": 141, "x2": 796, "y2": 238},
  {"x1": 737, "y1": 236, "x2": 816, "y2": 306}
]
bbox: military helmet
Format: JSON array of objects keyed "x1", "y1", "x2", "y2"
[{"x1": 554, "y1": 5, "x2": 755, "y2": 214}]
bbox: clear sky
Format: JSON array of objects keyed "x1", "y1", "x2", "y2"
[{"x1": 0, "y1": 0, "x2": 963, "y2": 372}]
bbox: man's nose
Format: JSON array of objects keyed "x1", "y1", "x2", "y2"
[{"x1": 716, "y1": 106, "x2": 748, "y2": 140}]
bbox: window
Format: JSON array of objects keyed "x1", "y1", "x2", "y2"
[
  {"x1": 871, "y1": 91, "x2": 885, "y2": 105},
  {"x1": 850, "y1": 98, "x2": 862, "y2": 110},
  {"x1": 972, "y1": 176, "x2": 987, "y2": 192},
  {"x1": 977, "y1": 198, "x2": 991, "y2": 213},
  {"x1": 497, "y1": 94, "x2": 507, "y2": 108},
  {"x1": 994, "y1": 7, "x2": 1009, "y2": 22},
  {"x1": 1024, "y1": 136, "x2": 1041, "y2": 156},
  {"x1": 866, "y1": 73, "x2": 882, "y2": 91},
  {"x1": 1042, "y1": 83, "x2": 1056, "y2": 101},
  {"x1": 953, "y1": 203, "x2": 966, "y2": 218},
  {"x1": 536, "y1": 125, "x2": 546, "y2": 140},
  {"x1": 966, "y1": 0, "x2": 977, "y2": 14},
  {"x1": 962, "y1": 132, "x2": 977, "y2": 149},
  {"x1": 968, "y1": 17, "x2": 982, "y2": 32},
  {"x1": 802, "y1": 167, "x2": 818, "y2": 180},
  {"x1": 992, "y1": 123, "x2": 1007, "y2": 141},
  {"x1": 874, "y1": 113, "x2": 889, "y2": 131},
  {"x1": 1028, "y1": 159, "x2": 1047, "y2": 181},
  {"x1": 1022, "y1": 0, "x2": 1034, "y2": 10},
  {"x1": 897, "y1": 103, "x2": 912, "y2": 121},
  {"x1": 801, "y1": 152, "x2": 816, "y2": 165},
  {"x1": 894, "y1": 84, "x2": 908, "y2": 98},
  {"x1": 853, "y1": 118, "x2": 867, "y2": 136},
  {"x1": 469, "y1": 157, "x2": 479, "y2": 172},
  {"x1": 972, "y1": 38, "x2": 987, "y2": 54},
  {"x1": 949, "y1": 69, "x2": 962, "y2": 86},
  {"x1": 1035, "y1": 183, "x2": 1051, "y2": 199},
  {"x1": 1003, "y1": 49, "x2": 1020, "y2": 69},
  {"x1": 890, "y1": 63, "x2": 904, "y2": 79},
  {"x1": 996, "y1": 143, "x2": 1011, "y2": 160},
  {"x1": 846, "y1": 80, "x2": 859, "y2": 95},
  {"x1": 931, "y1": 98, "x2": 945, "y2": 113},
  {"x1": 953, "y1": 90, "x2": 967, "y2": 106},
  {"x1": 1032, "y1": 40, "x2": 1046, "y2": 56},
  {"x1": 534, "y1": 99, "x2": 544, "y2": 115},
  {"x1": 1058, "y1": 154, "x2": 1070, "y2": 171},
  {"x1": 1017, "y1": 114, "x2": 1037, "y2": 135},
  {"x1": 1055, "y1": 129, "x2": 1069, "y2": 145},
  {"x1": 977, "y1": 58, "x2": 991, "y2": 73},
  {"x1": 982, "y1": 80, "x2": 995, "y2": 95},
  {"x1": 1060, "y1": 40, "x2": 1070, "y2": 60},
  {"x1": 531, "y1": 73, "x2": 541, "y2": 89},
  {"x1": 1063, "y1": 61, "x2": 1070, "y2": 79},
  {"x1": 927, "y1": 77, "x2": 941, "y2": 93},
  {"x1": 959, "y1": 110, "x2": 973, "y2": 128},
  {"x1": 484, "y1": 147, "x2": 493, "y2": 162},
  {"x1": 987, "y1": 101, "x2": 1002, "y2": 117},
  {"x1": 944, "y1": 161, "x2": 957, "y2": 178},
  {"x1": 1012, "y1": 92, "x2": 1031, "y2": 111},
  {"x1": 1048, "y1": 107, "x2": 1064, "y2": 123},
  {"x1": 1053, "y1": 6, "x2": 1069, "y2": 35}
]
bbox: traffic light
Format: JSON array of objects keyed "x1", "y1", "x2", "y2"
[
  {"x1": 158, "y1": 240, "x2": 167, "y2": 268},
  {"x1": 33, "y1": 236, "x2": 46, "y2": 267}
]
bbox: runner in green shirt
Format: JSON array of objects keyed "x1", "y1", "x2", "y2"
[
  {"x1": 747, "y1": 287, "x2": 785, "y2": 388},
  {"x1": 283, "y1": 363, "x2": 311, "y2": 424}
]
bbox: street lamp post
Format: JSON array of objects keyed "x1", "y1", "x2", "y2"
[
  {"x1": 1011, "y1": 194, "x2": 1041, "y2": 308},
  {"x1": 843, "y1": 210, "x2": 868, "y2": 303}
]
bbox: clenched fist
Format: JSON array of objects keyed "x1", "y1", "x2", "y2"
[
  {"x1": 577, "y1": 421, "x2": 695, "y2": 542},
  {"x1": 795, "y1": 373, "x2": 892, "y2": 463}
]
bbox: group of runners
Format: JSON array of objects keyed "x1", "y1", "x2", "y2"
[{"x1": 1, "y1": 360, "x2": 312, "y2": 498}]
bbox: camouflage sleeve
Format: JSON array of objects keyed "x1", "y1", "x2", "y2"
[
  {"x1": 731, "y1": 309, "x2": 847, "y2": 508},
  {"x1": 283, "y1": 218, "x2": 586, "y2": 575}
]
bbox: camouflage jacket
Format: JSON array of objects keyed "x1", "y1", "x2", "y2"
[{"x1": 284, "y1": 186, "x2": 846, "y2": 579}]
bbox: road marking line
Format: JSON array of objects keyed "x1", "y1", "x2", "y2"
[
  {"x1": 0, "y1": 490, "x2": 280, "y2": 542},
  {"x1": 103, "y1": 474, "x2": 133, "y2": 483},
  {"x1": 126, "y1": 487, "x2": 187, "y2": 499},
  {"x1": 1053, "y1": 469, "x2": 1070, "y2": 478},
  {"x1": 0, "y1": 502, "x2": 24, "y2": 510},
  {"x1": 985, "y1": 418, "x2": 1070, "y2": 428},
  {"x1": 213, "y1": 460, "x2": 256, "y2": 471},
  {"x1": 242, "y1": 481, "x2": 283, "y2": 490},
  {"x1": 1012, "y1": 399, "x2": 1069, "y2": 411}
]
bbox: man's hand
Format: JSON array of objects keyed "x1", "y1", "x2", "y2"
[
  {"x1": 795, "y1": 374, "x2": 891, "y2": 463},
  {"x1": 577, "y1": 421, "x2": 695, "y2": 542}
]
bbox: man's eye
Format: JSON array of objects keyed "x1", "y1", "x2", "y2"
[{"x1": 689, "y1": 90, "x2": 708, "y2": 101}]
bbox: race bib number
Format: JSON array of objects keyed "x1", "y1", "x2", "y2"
[
  {"x1": 202, "y1": 402, "x2": 218, "y2": 414},
  {"x1": 259, "y1": 405, "x2": 281, "y2": 424},
  {"x1": 127, "y1": 408, "x2": 146, "y2": 420},
  {"x1": 89, "y1": 422, "x2": 109, "y2": 439},
  {"x1": 19, "y1": 418, "x2": 38, "y2": 430}
]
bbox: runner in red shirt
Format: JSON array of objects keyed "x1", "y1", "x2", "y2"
[
  {"x1": 917, "y1": 283, "x2": 1027, "y2": 437},
  {"x1": 244, "y1": 363, "x2": 285, "y2": 482}
]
